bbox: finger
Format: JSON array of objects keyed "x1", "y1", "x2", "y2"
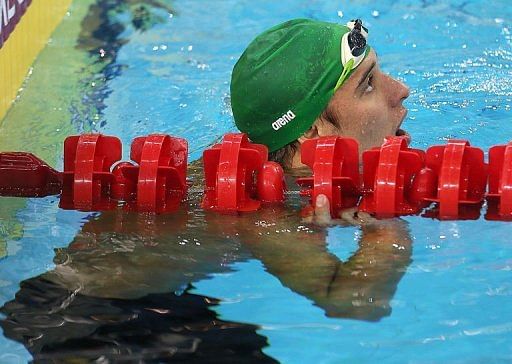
[
  {"x1": 340, "y1": 208, "x2": 378, "y2": 226},
  {"x1": 314, "y1": 194, "x2": 332, "y2": 225},
  {"x1": 340, "y1": 207, "x2": 359, "y2": 224},
  {"x1": 355, "y1": 211, "x2": 375, "y2": 224}
]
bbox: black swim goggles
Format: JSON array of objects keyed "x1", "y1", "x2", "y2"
[{"x1": 334, "y1": 19, "x2": 369, "y2": 91}]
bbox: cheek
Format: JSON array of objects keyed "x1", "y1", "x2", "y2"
[
  {"x1": 363, "y1": 93, "x2": 397, "y2": 125},
  {"x1": 330, "y1": 95, "x2": 395, "y2": 150},
  {"x1": 348, "y1": 103, "x2": 393, "y2": 150},
  {"x1": 345, "y1": 104, "x2": 381, "y2": 137}
]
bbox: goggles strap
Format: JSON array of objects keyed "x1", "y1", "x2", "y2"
[{"x1": 334, "y1": 58, "x2": 354, "y2": 92}]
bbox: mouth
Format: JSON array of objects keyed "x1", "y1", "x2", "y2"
[
  {"x1": 395, "y1": 109, "x2": 411, "y2": 143},
  {"x1": 395, "y1": 128, "x2": 411, "y2": 144}
]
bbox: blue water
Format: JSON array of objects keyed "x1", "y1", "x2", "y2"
[{"x1": 2, "y1": 0, "x2": 512, "y2": 362}]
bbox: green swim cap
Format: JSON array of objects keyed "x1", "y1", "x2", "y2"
[{"x1": 231, "y1": 18, "x2": 370, "y2": 152}]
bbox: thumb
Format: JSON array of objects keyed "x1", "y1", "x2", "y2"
[{"x1": 314, "y1": 194, "x2": 332, "y2": 225}]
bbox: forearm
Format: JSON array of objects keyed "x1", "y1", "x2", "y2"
[
  {"x1": 243, "y1": 214, "x2": 412, "y2": 321},
  {"x1": 321, "y1": 219, "x2": 412, "y2": 320},
  {"x1": 246, "y1": 229, "x2": 341, "y2": 298}
]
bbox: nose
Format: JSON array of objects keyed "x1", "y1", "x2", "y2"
[{"x1": 384, "y1": 74, "x2": 409, "y2": 107}]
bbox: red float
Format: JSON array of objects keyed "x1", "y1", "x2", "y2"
[
  {"x1": 486, "y1": 141, "x2": 512, "y2": 220},
  {"x1": 202, "y1": 133, "x2": 283, "y2": 212},
  {"x1": 61, "y1": 134, "x2": 122, "y2": 211},
  {"x1": 359, "y1": 136, "x2": 435, "y2": 218},
  {"x1": 296, "y1": 137, "x2": 360, "y2": 217},
  {"x1": 424, "y1": 140, "x2": 487, "y2": 220}
]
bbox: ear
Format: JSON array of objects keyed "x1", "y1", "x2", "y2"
[{"x1": 297, "y1": 121, "x2": 320, "y2": 145}]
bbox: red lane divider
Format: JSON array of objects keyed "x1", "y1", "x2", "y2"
[
  {"x1": 296, "y1": 137, "x2": 360, "y2": 217},
  {"x1": 1, "y1": 132, "x2": 511, "y2": 221},
  {"x1": 113, "y1": 134, "x2": 188, "y2": 213},
  {"x1": 0, "y1": 133, "x2": 187, "y2": 213},
  {"x1": 202, "y1": 133, "x2": 284, "y2": 213},
  {"x1": 0, "y1": 153, "x2": 62, "y2": 197},
  {"x1": 487, "y1": 141, "x2": 512, "y2": 220},
  {"x1": 359, "y1": 136, "x2": 435, "y2": 218},
  {"x1": 424, "y1": 140, "x2": 487, "y2": 220},
  {"x1": 61, "y1": 134, "x2": 121, "y2": 211}
]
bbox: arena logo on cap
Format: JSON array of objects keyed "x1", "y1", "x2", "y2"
[{"x1": 272, "y1": 110, "x2": 296, "y2": 131}]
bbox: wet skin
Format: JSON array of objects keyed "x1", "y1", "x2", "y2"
[{"x1": 327, "y1": 49, "x2": 411, "y2": 153}]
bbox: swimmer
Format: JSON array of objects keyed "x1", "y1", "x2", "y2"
[
  {"x1": 229, "y1": 18, "x2": 413, "y2": 318},
  {"x1": 231, "y1": 18, "x2": 410, "y2": 223}
]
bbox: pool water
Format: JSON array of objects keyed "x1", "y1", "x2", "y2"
[{"x1": 1, "y1": 0, "x2": 512, "y2": 362}]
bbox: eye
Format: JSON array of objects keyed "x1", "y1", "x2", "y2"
[{"x1": 364, "y1": 74, "x2": 374, "y2": 93}]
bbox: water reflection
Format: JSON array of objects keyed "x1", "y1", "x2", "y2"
[
  {"x1": 1, "y1": 277, "x2": 277, "y2": 363},
  {"x1": 0, "y1": 199, "x2": 25, "y2": 260},
  {"x1": 40, "y1": 205, "x2": 251, "y2": 299}
]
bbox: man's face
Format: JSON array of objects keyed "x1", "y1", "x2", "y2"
[{"x1": 318, "y1": 49, "x2": 410, "y2": 153}]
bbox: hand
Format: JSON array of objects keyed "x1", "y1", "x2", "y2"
[
  {"x1": 302, "y1": 194, "x2": 352, "y2": 226},
  {"x1": 341, "y1": 206, "x2": 410, "y2": 234},
  {"x1": 340, "y1": 207, "x2": 379, "y2": 226},
  {"x1": 301, "y1": 194, "x2": 384, "y2": 227}
]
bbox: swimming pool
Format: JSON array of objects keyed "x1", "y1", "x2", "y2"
[{"x1": 1, "y1": 0, "x2": 512, "y2": 362}]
